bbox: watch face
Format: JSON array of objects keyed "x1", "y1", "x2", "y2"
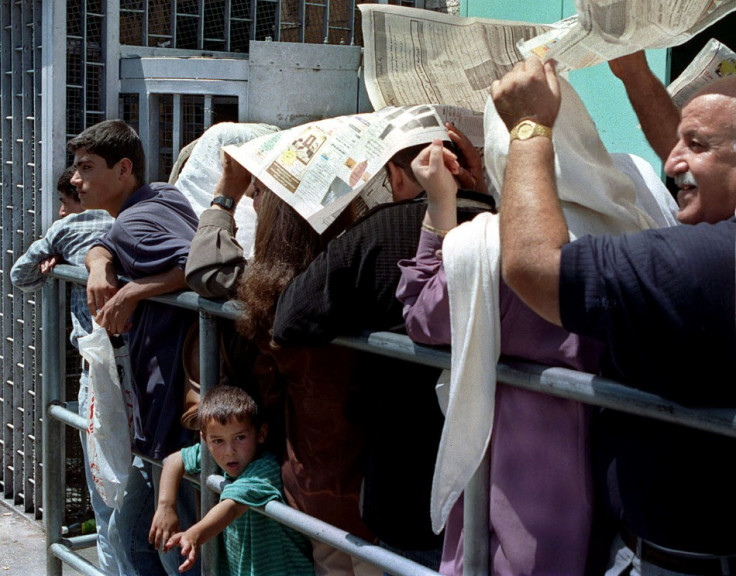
[
  {"x1": 213, "y1": 195, "x2": 235, "y2": 209},
  {"x1": 518, "y1": 122, "x2": 534, "y2": 140}
]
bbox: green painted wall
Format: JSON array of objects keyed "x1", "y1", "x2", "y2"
[{"x1": 463, "y1": 0, "x2": 668, "y2": 176}]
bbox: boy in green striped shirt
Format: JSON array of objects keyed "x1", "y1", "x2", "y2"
[{"x1": 150, "y1": 385, "x2": 314, "y2": 575}]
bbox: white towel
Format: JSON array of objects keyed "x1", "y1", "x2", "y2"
[{"x1": 430, "y1": 76, "x2": 677, "y2": 533}]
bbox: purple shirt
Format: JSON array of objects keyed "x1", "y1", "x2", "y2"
[
  {"x1": 396, "y1": 228, "x2": 603, "y2": 576},
  {"x1": 397, "y1": 230, "x2": 602, "y2": 371}
]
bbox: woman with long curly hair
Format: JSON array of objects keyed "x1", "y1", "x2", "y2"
[{"x1": 236, "y1": 185, "x2": 378, "y2": 576}]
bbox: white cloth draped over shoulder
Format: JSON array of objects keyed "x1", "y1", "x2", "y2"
[{"x1": 430, "y1": 76, "x2": 679, "y2": 534}]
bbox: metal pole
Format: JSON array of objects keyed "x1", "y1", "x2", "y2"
[
  {"x1": 198, "y1": 311, "x2": 220, "y2": 573},
  {"x1": 50, "y1": 543, "x2": 107, "y2": 576},
  {"x1": 463, "y1": 449, "x2": 490, "y2": 576},
  {"x1": 42, "y1": 278, "x2": 63, "y2": 576}
]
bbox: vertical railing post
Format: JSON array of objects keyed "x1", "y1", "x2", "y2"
[
  {"x1": 198, "y1": 310, "x2": 220, "y2": 573},
  {"x1": 463, "y1": 448, "x2": 490, "y2": 576},
  {"x1": 42, "y1": 278, "x2": 64, "y2": 576}
]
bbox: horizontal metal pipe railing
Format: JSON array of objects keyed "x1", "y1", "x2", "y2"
[
  {"x1": 61, "y1": 534, "x2": 100, "y2": 551},
  {"x1": 48, "y1": 403, "x2": 87, "y2": 431},
  {"x1": 47, "y1": 385, "x2": 439, "y2": 576},
  {"x1": 44, "y1": 263, "x2": 736, "y2": 576},
  {"x1": 45, "y1": 265, "x2": 446, "y2": 576},
  {"x1": 49, "y1": 264, "x2": 736, "y2": 438},
  {"x1": 206, "y1": 475, "x2": 441, "y2": 576},
  {"x1": 49, "y1": 543, "x2": 106, "y2": 576}
]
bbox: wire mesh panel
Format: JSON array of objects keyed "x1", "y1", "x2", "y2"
[
  {"x1": 119, "y1": 91, "x2": 238, "y2": 181},
  {"x1": 25, "y1": 0, "x2": 43, "y2": 516},
  {"x1": 157, "y1": 94, "x2": 175, "y2": 180},
  {"x1": 0, "y1": 0, "x2": 44, "y2": 517},
  {"x1": 119, "y1": 92, "x2": 141, "y2": 133},
  {"x1": 117, "y1": 0, "x2": 424, "y2": 53},
  {"x1": 0, "y1": 0, "x2": 102, "y2": 522},
  {"x1": 182, "y1": 94, "x2": 206, "y2": 145},
  {"x1": 66, "y1": 0, "x2": 106, "y2": 142}
]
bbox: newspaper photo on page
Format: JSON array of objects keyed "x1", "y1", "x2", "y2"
[
  {"x1": 222, "y1": 105, "x2": 483, "y2": 233},
  {"x1": 359, "y1": 4, "x2": 550, "y2": 113},
  {"x1": 666, "y1": 37, "x2": 736, "y2": 106},
  {"x1": 519, "y1": 0, "x2": 736, "y2": 71}
]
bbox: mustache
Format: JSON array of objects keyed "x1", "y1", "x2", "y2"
[{"x1": 674, "y1": 171, "x2": 697, "y2": 188}]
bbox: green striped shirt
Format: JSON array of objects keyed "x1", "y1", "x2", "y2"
[{"x1": 181, "y1": 445, "x2": 314, "y2": 576}]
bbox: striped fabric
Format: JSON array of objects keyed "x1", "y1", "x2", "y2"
[{"x1": 181, "y1": 445, "x2": 315, "y2": 576}]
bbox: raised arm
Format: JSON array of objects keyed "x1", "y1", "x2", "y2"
[
  {"x1": 608, "y1": 51, "x2": 680, "y2": 162},
  {"x1": 185, "y1": 150, "x2": 251, "y2": 298},
  {"x1": 492, "y1": 56, "x2": 566, "y2": 326},
  {"x1": 392, "y1": 139, "x2": 460, "y2": 345},
  {"x1": 412, "y1": 139, "x2": 460, "y2": 233},
  {"x1": 446, "y1": 123, "x2": 489, "y2": 195}
]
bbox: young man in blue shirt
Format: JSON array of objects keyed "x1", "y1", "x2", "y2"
[{"x1": 69, "y1": 119, "x2": 200, "y2": 576}]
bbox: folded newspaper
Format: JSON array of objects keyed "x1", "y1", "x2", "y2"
[
  {"x1": 223, "y1": 105, "x2": 483, "y2": 233},
  {"x1": 520, "y1": 0, "x2": 736, "y2": 71},
  {"x1": 666, "y1": 38, "x2": 736, "y2": 106}
]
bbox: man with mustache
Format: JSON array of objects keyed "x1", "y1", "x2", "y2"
[{"x1": 491, "y1": 53, "x2": 736, "y2": 576}]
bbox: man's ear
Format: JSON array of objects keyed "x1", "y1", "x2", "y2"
[
  {"x1": 118, "y1": 157, "x2": 134, "y2": 181},
  {"x1": 199, "y1": 430, "x2": 205, "y2": 441},
  {"x1": 387, "y1": 160, "x2": 404, "y2": 195},
  {"x1": 257, "y1": 423, "x2": 268, "y2": 445}
]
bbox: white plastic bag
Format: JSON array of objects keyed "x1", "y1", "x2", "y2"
[{"x1": 78, "y1": 322, "x2": 135, "y2": 510}]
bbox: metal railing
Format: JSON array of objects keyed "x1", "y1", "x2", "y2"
[{"x1": 42, "y1": 264, "x2": 736, "y2": 575}]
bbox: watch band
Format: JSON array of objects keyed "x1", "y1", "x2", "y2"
[
  {"x1": 509, "y1": 120, "x2": 553, "y2": 143},
  {"x1": 210, "y1": 195, "x2": 235, "y2": 210}
]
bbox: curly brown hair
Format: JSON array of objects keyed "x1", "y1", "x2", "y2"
[{"x1": 235, "y1": 187, "x2": 356, "y2": 345}]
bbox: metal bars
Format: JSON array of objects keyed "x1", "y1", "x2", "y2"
[
  {"x1": 117, "y1": 0, "x2": 422, "y2": 54},
  {"x1": 42, "y1": 266, "x2": 448, "y2": 576},
  {"x1": 66, "y1": 0, "x2": 106, "y2": 140},
  {"x1": 0, "y1": 0, "x2": 13, "y2": 504},
  {"x1": 0, "y1": 0, "x2": 43, "y2": 518},
  {"x1": 44, "y1": 263, "x2": 736, "y2": 576}
]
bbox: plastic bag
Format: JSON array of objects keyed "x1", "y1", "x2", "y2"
[{"x1": 78, "y1": 322, "x2": 135, "y2": 510}]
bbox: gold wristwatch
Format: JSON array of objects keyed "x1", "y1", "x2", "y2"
[{"x1": 509, "y1": 120, "x2": 552, "y2": 142}]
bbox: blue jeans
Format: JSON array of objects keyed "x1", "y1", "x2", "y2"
[
  {"x1": 78, "y1": 371, "x2": 121, "y2": 574},
  {"x1": 108, "y1": 456, "x2": 200, "y2": 576}
]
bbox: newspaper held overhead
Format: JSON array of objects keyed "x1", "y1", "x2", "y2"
[
  {"x1": 223, "y1": 104, "x2": 483, "y2": 233},
  {"x1": 359, "y1": 4, "x2": 550, "y2": 113},
  {"x1": 666, "y1": 38, "x2": 736, "y2": 106},
  {"x1": 520, "y1": 0, "x2": 736, "y2": 72}
]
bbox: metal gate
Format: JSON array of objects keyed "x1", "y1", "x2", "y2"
[{"x1": 0, "y1": 0, "x2": 44, "y2": 519}]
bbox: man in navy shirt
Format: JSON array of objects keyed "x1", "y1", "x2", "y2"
[
  {"x1": 69, "y1": 119, "x2": 200, "y2": 576},
  {"x1": 488, "y1": 55, "x2": 736, "y2": 575}
]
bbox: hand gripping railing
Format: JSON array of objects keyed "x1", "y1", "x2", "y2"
[{"x1": 42, "y1": 264, "x2": 736, "y2": 576}]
